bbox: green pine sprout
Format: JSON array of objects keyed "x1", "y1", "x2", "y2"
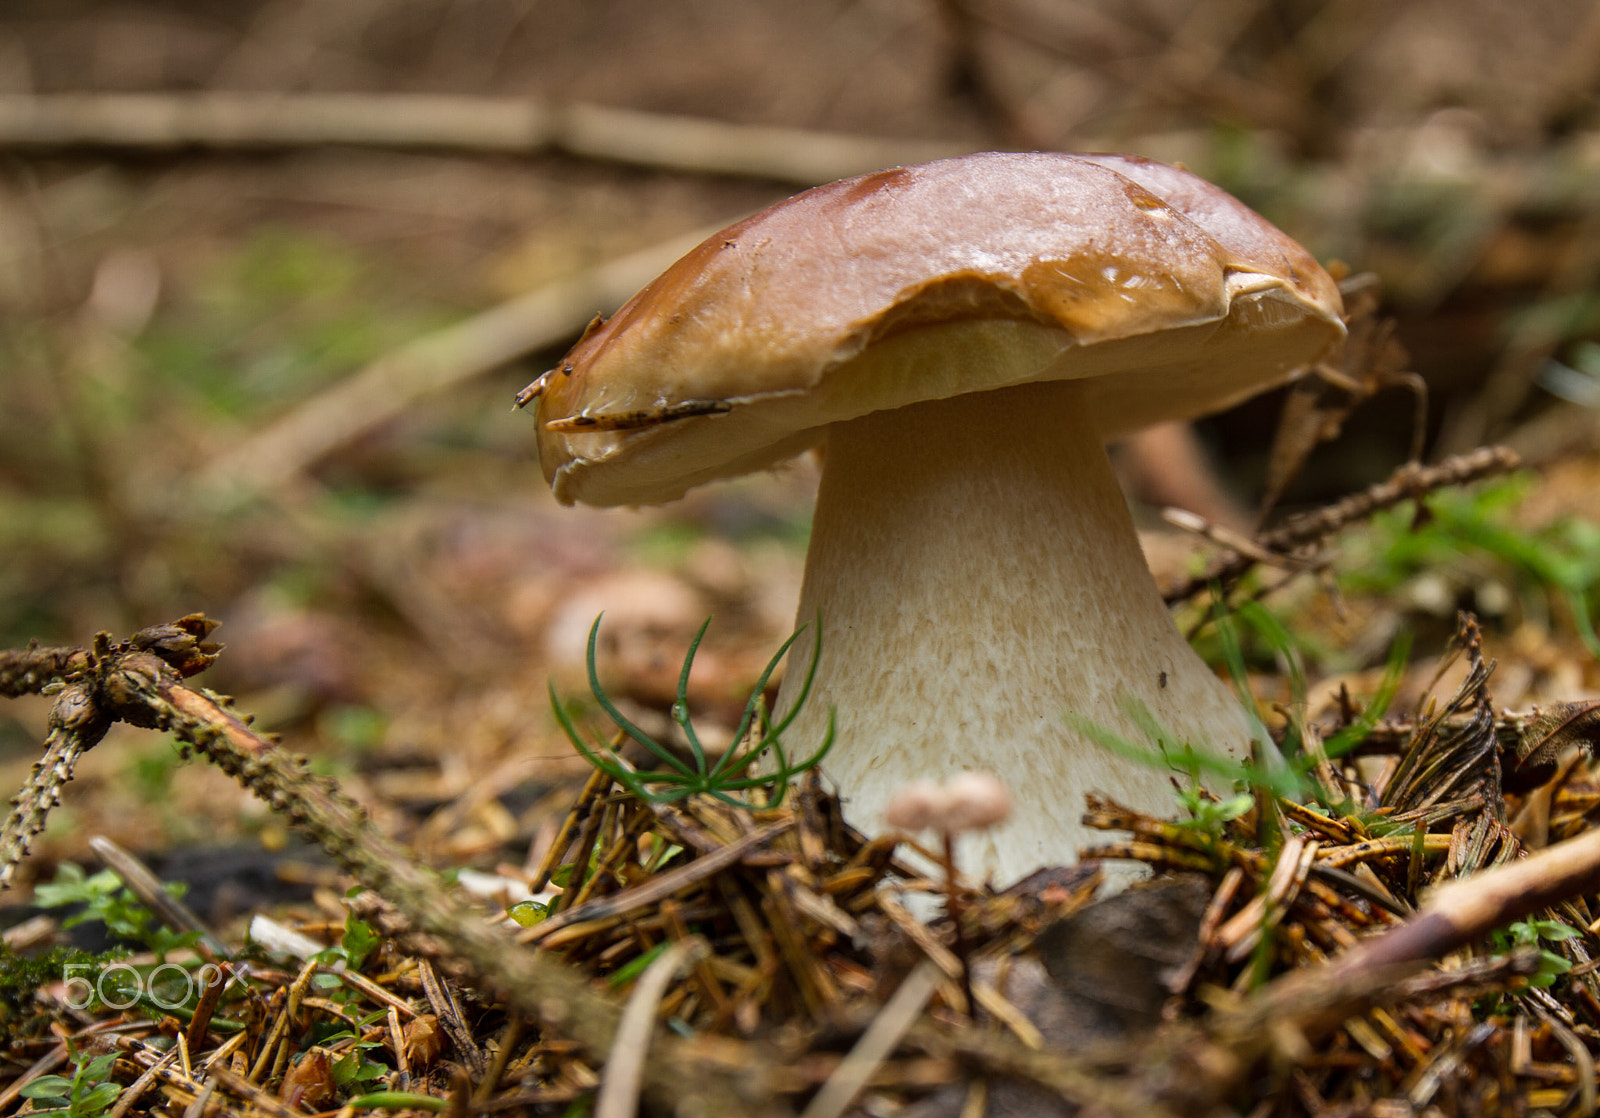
[{"x1": 550, "y1": 615, "x2": 834, "y2": 808}]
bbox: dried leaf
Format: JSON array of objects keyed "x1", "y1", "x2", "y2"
[
  {"x1": 280, "y1": 1048, "x2": 337, "y2": 1111},
  {"x1": 404, "y1": 1013, "x2": 444, "y2": 1068},
  {"x1": 1513, "y1": 701, "x2": 1600, "y2": 772}
]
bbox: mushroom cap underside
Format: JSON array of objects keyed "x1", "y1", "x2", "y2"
[{"x1": 536, "y1": 150, "x2": 1346, "y2": 507}]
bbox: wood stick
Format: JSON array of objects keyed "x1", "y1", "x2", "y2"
[
  {"x1": 595, "y1": 937, "x2": 709, "y2": 1118},
  {"x1": 196, "y1": 225, "x2": 725, "y2": 500},
  {"x1": 0, "y1": 93, "x2": 967, "y2": 184},
  {"x1": 1227, "y1": 821, "x2": 1600, "y2": 1044}
]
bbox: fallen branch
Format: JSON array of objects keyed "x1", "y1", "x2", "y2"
[
  {"x1": 0, "y1": 700, "x2": 103, "y2": 889},
  {"x1": 0, "y1": 93, "x2": 967, "y2": 185},
  {"x1": 0, "y1": 618, "x2": 220, "y2": 886},
  {"x1": 1222, "y1": 818, "x2": 1600, "y2": 1046},
  {"x1": 0, "y1": 642, "x2": 91, "y2": 697}
]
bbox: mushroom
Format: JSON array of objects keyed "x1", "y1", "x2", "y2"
[
  {"x1": 886, "y1": 771, "x2": 1014, "y2": 1005},
  {"x1": 528, "y1": 151, "x2": 1344, "y2": 887}
]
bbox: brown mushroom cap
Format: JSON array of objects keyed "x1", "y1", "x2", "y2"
[{"x1": 536, "y1": 151, "x2": 1343, "y2": 507}]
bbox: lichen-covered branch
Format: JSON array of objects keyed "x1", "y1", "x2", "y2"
[
  {"x1": 0, "y1": 620, "x2": 778, "y2": 1118},
  {"x1": 0, "y1": 643, "x2": 85, "y2": 698},
  {"x1": 0, "y1": 683, "x2": 108, "y2": 887}
]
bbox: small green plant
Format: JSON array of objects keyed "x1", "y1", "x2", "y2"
[
  {"x1": 1173, "y1": 786, "x2": 1255, "y2": 845},
  {"x1": 1490, "y1": 918, "x2": 1580, "y2": 989},
  {"x1": 607, "y1": 940, "x2": 672, "y2": 988},
  {"x1": 19, "y1": 1043, "x2": 121, "y2": 1118},
  {"x1": 507, "y1": 898, "x2": 550, "y2": 927},
  {"x1": 550, "y1": 616, "x2": 834, "y2": 808},
  {"x1": 33, "y1": 864, "x2": 200, "y2": 959},
  {"x1": 310, "y1": 909, "x2": 382, "y2": 973},
  {"x1": 331, "y1": 1045, "x2": 390, "y2": 1091},
  {"x1": 306, "y1": 1013, "x2": 393, "y2": 1093}
]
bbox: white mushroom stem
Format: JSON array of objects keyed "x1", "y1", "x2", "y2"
[{"x1": 774, "y1": 378, "x2": 1252, "y2": 888}]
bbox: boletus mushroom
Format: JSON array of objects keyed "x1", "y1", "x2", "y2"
[{"x1": 526, "y1": 151, "x2": 1344, "y2": 887}]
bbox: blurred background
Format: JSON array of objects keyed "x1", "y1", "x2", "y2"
[{"x1": 5, "y1": 0, "x2": 1600, "y2": 900}]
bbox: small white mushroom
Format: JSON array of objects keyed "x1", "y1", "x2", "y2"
[
  {"x1": 942, "y1": 772, "x2": 1013, "y2": 834},
  {"x1": 883, "y1": 778, "x2": 948, "y2": 833},
  {"x1": 886, "y1": 774, "x2": 1014, "y2": 836},
  {"x1": 884, "y1": 771, "x2": 1016, "y2": 991}
]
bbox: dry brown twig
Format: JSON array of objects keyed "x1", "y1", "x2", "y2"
[
  {"x1": 798, "y1": 959, "x2": 942, "y2": 1118},
  {"x1": 596, "y1": 937, "x2": 710, "y2": 1118},
  {"x1": 1161, "y1": 444, "x2": 1523, "y2": 605},
  {"x1": 87, "y1": 835, "x2": 227, "y2": 959},
  {"x1": 1259, "y1": 273, "x2": 1425, "y2": 521},
  {"x1": 1224, "y1": 819, "x2": 1600, "y2": 1045}
]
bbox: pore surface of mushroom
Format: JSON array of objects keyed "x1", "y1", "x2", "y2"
[{"x1": 532, "y1": 151, "x2": 1344, "y2": 887}]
